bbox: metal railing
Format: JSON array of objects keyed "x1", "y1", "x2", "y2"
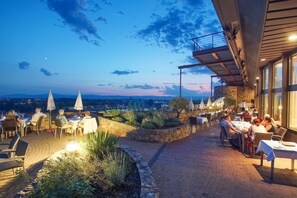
[{"x1": 192, "y1": 31, "x2": 227, "y2": 52}]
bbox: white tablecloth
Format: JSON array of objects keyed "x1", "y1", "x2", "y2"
[
  {"x1": 256, "y1": 140, "x2": 297, "y2": 161},
  {"x1": 231, "y1": 121, "x2": 251, "y2": 131},
  {"x1": 83, "y1": 118, "x2": 98, "y2": 134},
  {"x1": 197, "y1": 117, "x2": 208, "y2": 124},
  {"x1": 69, "y1": 118, "x2": 81, "y2": 131}
]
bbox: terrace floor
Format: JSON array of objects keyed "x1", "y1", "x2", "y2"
[{"x1": 1, "y1": 125, "x2": 297, "y2": 197}]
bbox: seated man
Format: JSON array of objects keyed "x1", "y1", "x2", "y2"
[
  {"x1": 241, "y1": 110, "x2": 252, "y2": 120},
  {"x1": 222, "y1": 115, "x2": 242, "y2": 149},
  {"x1": 29, "y1": 108, "x2": 46, "y2": 126},
  {"x1": 56, "y1": 109, "x2": 73, "y2": 132}
]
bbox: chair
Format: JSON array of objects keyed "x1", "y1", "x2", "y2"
[
  {"x1": 189, "y1": 117, "x2": 198, "y2": 133},
  {"x1": 1, "y1": 119, "x2": 18, "y2": 140},
  {"x1": 0, "y1": 140, "x2": 29, "y2": 174},
  {"x1": 25, "y1": 116, "x2": 44, "y2": 136},
  {"x1": 0, "y1": 133, "x2": 20, "y2": 152},
  {"x1": 205, "y1": 114, "x2": 212, "y2": 127},
  {"x1": 252, "y1": 132, "x2": 273, "y2": 157},
  {"x1": 220, "y1": 124, "x2": 230, "y2": 145},
  {"x1": 243, "y1": 117, "x2": 252, "y2": 122},
  {"x1": 54, "y1": 119, "x2": 74, "y2": 138},
  {"x1": 271, "y1": 127, "x2": 287, "y2": 141}
]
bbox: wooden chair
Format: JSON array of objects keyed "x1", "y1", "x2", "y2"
[
  {"x1": 25, "y1": 116, "x2": 44, "y2": 136},
  {"x1": 252, "y1": 132, "x2": 273, "y2": 157},
  {"x1": 0, "y1": 140, "x2": 29, "y2": 174},
  {"x1": 1, "y1": 119, "x2": 18, "y2": 140},
  {"x1": 54, "y1": 119, "x2": 74, "y2": 138},
  {"x1": 0, "y1": 133, "x2": 20, "y2": 152},
  {"x1": 220, "y1": 124, "x2": 230, "y2": 145},
  {"x1": 271, "y1": 127, "x2": 287, "y2": 141}
]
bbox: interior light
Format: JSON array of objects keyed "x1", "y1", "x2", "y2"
[
  {"x1": 260, "y1": 58, "x2": 266, "y2": 62},
  {"x1": 256, "y1": 77, "x2": 259, "y2": 80},
  {"x1": 288, "y1": 35, "x2": 297, "y2": 41},
  {"x1": 254, "y1": 83, "x2": 257, "y2": 86}
]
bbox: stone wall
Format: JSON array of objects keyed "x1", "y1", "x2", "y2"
[
  {"x1": 214, "y1": 85, "x2": 254, "y2": 106},
  {"x1": 98, "y1": 117, "x2": 137, "y2": 137},
  {"x1": 127, "y1": 124, "x2": 191, "y2": 143},
  {"x1": 98, "y1": 117, "x2": 191, "y2": 143}
]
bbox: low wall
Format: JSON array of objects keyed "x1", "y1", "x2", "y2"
[
  {"x1": 98, "y1": 117, "x2": 191, "y2": 143},
  {"x1": 127, "y1": 124, "x2": 191, "y2": 143},
  {"x1": 98, "y1": 117, "x2": 137, "y2": 137}
]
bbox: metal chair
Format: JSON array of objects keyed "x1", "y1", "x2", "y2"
[
  {"x1": 189, "y1": 117, "x2": 198, "y2": 133},
  {"x1": 271, "y1": 127, "x2": 287, "y2": 141},
  {"x1": 0, "y1": 140, "x2": 29, "y2": 174},
  {"x1": 1, "y1": 119, "x2": 18, "y2": 140},
  {"x1": 25, "y1": 116, "x2": 44, "y2": 136},
  {"x1": 0, "y1": 133, "x2": 20, "y2": 152},
  {"x1": 54, "y1": 118, "x2": 74, "y2": 138}
]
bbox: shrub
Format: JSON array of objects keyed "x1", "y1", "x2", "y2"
[
  {"x1": 125, "y1": 119, "x2": 139, "y2": 126},
  {"x1": 100, "y1": 152, "x2": 131, "y2": 187},
  {"x1": 103, "y1": 109, "x2": 121, "y2": 118},
  {"x1": 136, "y1": 112, "x2": 146, "y2": 123},
  {"x1": 85, "y1": 131, "x2": 118, "y2": 159},
  {"x1": 141, "y1": 121, "x2": 156, "y2": 129},
  {"x1": 169, "y1": 97, "x2": 187, "y2": 118},
  {"x1": 36, "y1": 155, "x2": 95, "y2": 198},
  {"x1": 152, "y1": 115, "x2": 165, "y2": 128},
  {"x1": 112, "y1": 116, "x2": 124, "y2": 122},
  {"x1": 122, "y1": 111, "x2": 135, "y2": 122},
  {"x1": 164, "y1": 121, "x2": 179, "y2": 128}
]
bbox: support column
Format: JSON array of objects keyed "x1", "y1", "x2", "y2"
[
  {"x1": 268, "y1": 63, "x2": 273, "y2": 115},
  {"x1": 282, "y1": 55, "x2": 289, "y2": 127},
  {"x1": 211, "y1": 76, "x2": 213, "y2": 98},
  {"x1": 179, "y1": 69, "x2": 182, "y2": 97}
]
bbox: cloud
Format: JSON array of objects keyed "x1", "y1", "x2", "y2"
[
  {"x1": 124, "y1": 84, "x2": 159, "y2": 90},
  {"x1": 95, "y1": 16, "x2": 107, "y2": 24},
  {"x1": 111, "y1": 70, "x2": 138, "y2": 75},
  {"x1": 97, "y1": 83, "x2": 113, "y2": 87},
  {"x1": 162, "y1": 84, "x2": 209, "y2": 96},
  {"x1": 40, "y1": 67, "x2": 57, "y2": 76},
  {"x1": 46, "y1": 0, "x2": 101, "y2": 46},
  {"x1": 117, "y1": 11, "x2": 124, "y2": 15},
  {"x1": 101, "y1": 0, "x2": 112, "y2": 6},
  {"x1": 187, "y1": 67, "x2": 214, "y2": 75},
  {"x1": 18, "y1": 61, "x2": 30, "y2": 70},
  {"x1": 137, "y1": 0, "x2": 221, "y2": 52}
]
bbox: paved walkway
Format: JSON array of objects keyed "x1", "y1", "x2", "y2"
[{"x1": 1, "y1": 126, "x2": 297, "y2": 197}]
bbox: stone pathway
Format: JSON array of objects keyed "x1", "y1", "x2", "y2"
[
  {"x1": 1, "y1": 126, "x2": 297, "y2": 198},
  {"x1": 151, "y1": 125, "x2": 297, "y2": 198}
]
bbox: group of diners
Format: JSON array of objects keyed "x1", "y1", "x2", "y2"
[
  {"x1": 1, "y1": 107, "x2": 92, "y2": 138},
  {"x1": 220, "y1": 113, "x2": 276, "y2": 154}
]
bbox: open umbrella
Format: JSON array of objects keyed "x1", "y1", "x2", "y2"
[
  {"x1": 213, "y1": 97, "x2": 225, "y2": 108},
  {"x1": 206, "y1": 97, "x2": 212, "y2": 107},
  {"x1": 74, "y1": 90, "x2": 83, "y2": 115},
  {"x1": 199, "y1": 98, "x2": 205, "y2": 110},
  {"x1": 189, "y1": 97, "x2": 194, "y2": 112},
  {"x1": 47, "y1": 89, "x2": 56, "y2": 131}
]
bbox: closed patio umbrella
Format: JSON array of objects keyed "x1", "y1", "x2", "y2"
[
  {"x1": 199, "y1": 98, "x2": 205, "y2": 110},
  {"x1": 47, "y1": 89, "x2": 56, "y2": 131},
  {"x1": 74, "y1": 90, "x2": 83, "y2": 115},
  {"x1": 213, "y1": 97, "x2": 225, "y2": 109},
  {"x1": 206, "y1": 97, "x2": 212, "y2": 107},
  {"x1": 189, "y1": 97, "x2": 194, "y2": 112}
]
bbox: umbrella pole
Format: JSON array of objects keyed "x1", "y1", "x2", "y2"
[{"x1": 49, "y1": 110, "x2": 52, "y2": 131}]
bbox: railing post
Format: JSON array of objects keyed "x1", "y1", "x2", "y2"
[{"x1": 179, "y1": 69, "x2": 182, "y2": 97}]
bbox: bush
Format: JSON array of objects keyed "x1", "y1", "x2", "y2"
[
  {"x1": 100, "y1": 152, "x2": 131, "y2": 187},
  {"x1": 136, "y1": 112, "x2": 146, "y2": 123},
  {"x1": 112, "y1": 116, "x2": 124, "y2": 122},
  {"x1": 85, "y1": 131, "x2": 118, "y2": 159},
  {"x1": 122, "y1": 111, "x2": 135, "y2": 122},
  {"x1": 141, "y1": 121, "x2": 156, "y2": 129},
  {"x1": 125, "y1": 119, "x2": 139, "y2": 126},
  {"x1": 152, "y1": 115, "x2": 165, "y2": 128},
  {"x1": 36, "y1": 155, "x2": 95, "y2": 198},
  {"x1": 103, "y1": 109, "x2": 121, "y2": 118},
  {"x1": 164, "y1": 121, "x2": 179, "y2": 128}
]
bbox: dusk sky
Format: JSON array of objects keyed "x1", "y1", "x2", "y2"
[{"x1": 0, "y1": 0, "x2": 221, "y2": 97}]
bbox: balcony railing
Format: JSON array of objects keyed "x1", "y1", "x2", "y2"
[{"x1": 192, "y1": 31, "x2": 227, "y2": 52}]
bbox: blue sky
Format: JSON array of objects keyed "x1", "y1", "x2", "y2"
[{"x1": 0, "y1": 0, "x2": 221, "y2": 97}]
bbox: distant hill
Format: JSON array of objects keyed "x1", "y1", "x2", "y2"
[{"x1": 0, "y1": 94, "x2": 208, "y2": 101}]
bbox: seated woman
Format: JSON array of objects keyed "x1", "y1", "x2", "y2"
[
  {"x1": 78, "y1": 111, "x2": 92, "y2": 134},
  {"x1": 247, "y1": 118, "x2": 267, "y2": 154},
  {"x1": 263, "y1": 116, "x2": 276, "y2": 133},
  {"x1": 4, "y1": 110, "x2": 22, "y2": 137}
]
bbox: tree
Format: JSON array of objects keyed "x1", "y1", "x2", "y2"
[{"x1": 169, "y1": 97, "x2": 188, "y2": 118}]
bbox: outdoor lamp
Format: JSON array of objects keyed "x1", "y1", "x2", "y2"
[{"x1": 66, "y1": 142, "x2": 81, "y2": 152}]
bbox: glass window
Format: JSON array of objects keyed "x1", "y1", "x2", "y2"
[
  {"x1": 273, "y1": 92, "x2": 282, "y2": 123},
  {"x1": 290, "y1": 54, "x2": 297, "y2": 85},
  {"x1": 262, "y1": 67, "x2": 269, "y2": 90},
  {"x1": 262, "y1": 94, "x2": 268, "y2": 115},
  {"x1": 273, "y1": 61, "x2": 282, "y2": 88},
  {"x1": 289, "y1": 91, "x2": 297, "y2": 130}
]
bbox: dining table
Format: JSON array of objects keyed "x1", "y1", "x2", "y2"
[
  {"x1": 231, "y1": 121, "x2": 251, "y2": 153},
  {"x1": 68, "y1": 117, "x2": 82, "y2": 133},
  {"x1": 20, "y1": 117, "x2": 31, "y2": 137},
  {"x1": 256, "y1": 140, "x2": 297, "y2": 179}
]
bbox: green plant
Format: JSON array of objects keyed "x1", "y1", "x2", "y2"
[
  {"x1": 125, "y1": 119, "x2": 139, "y2": 126},
  {"x1": 100, "y1": 152, "x2": 131, "y2": 187},
  {"x1": 103, "y1": 109, "x2": 121, "y2": 118},
  {"x1": 136, "y1": 112, "x2": 146, "y2": 123},
  {"x1": 152, "y1": 115, "x2": 165, "y2": 128},
  {"x1": 164, "y1": 118, "x2": 179, "y2": 128},
  {"x1": 141, "y1": 121, "x2": 156, "y2": 129},
  {"x1": 122, "y1": 111, "x2": 135, "y2": 122},
  {"x1": 112, "y1": 116, "x2": 124, "y2": 122},
  {"x1": 17, "y1": 170, "x2": 30, "y2": 183},
  {"x1": 169, "y1": 97, "x2": 188, "y2": 118},
  {"x1": 224, "y1": 98, "x2": 236, "y2": 109},
  {"x1": 85, "y1": 131, "x2": 118, "y2": 159},
  {"x1": 36, "y1": 155, "x2": 95, "y2": 198}
]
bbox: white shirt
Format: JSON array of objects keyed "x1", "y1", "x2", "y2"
[
  {"x1": 31, "y1": 112, "x2": 46, "y2": 126},
  {"x1": 251, "y1": 125, "x2": 267, "y2": 133}
]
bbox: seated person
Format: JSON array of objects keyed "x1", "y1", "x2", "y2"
[
  {"x1": 78, "y1": 111, "x2": 92, "y2": 134},
  {"x1": 260, "y1": 114, "x2": 275, "y2": 126},
  {"x1": 241, "y1": 110, "x2": 252, "y2": 120},
  {"x1": 263, "y1": 116, "x2": 276, "y2": 133},
  {"x1": 29, "y1": 108, "x2": 46, "y2": 126},
  {"x1": 3, "y1": 110, "x2": 21, "y2": 137},
  {"x1": 222, "y1": 115, "x2": 242, "y2": 149},
  {"x1": 56, "y1": 109, "x2": 73, "y2": 131},
  {"x1": 247, "y1": 118, "x2": 267, "y2": 153}
]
